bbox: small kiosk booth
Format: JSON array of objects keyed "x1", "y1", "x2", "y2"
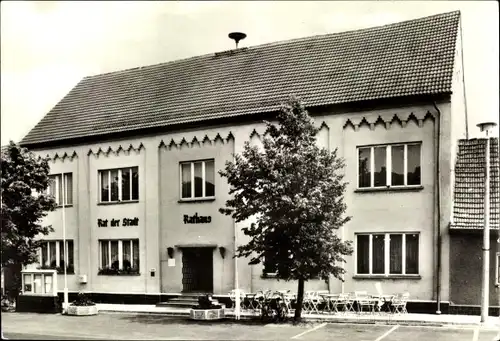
[{"x1": 17, "y1": 269, "x2": 60, "y2": 313}]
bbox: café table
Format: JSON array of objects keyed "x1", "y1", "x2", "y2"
[
  {"x1": 370, "y1": 294, "x2": 394, "y2": 313},
  {"x1": 323, "y1": 294, "x2": 345, "y2": 313}
]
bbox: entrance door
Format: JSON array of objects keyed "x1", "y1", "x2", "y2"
[{"x1": 182, "y1": 248, "x2": 213, "y2": 293}]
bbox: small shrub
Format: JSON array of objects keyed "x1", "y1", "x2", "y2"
[
  {"x1": 193, "y1": 294, "x2": 222, "y2": 309},
  {"x1": 97, "y1": 267, "x2": 139, "y2": 275},
  {"x1": 1, "y1": 295, "x2": 15, "y2": 312},
  {"x1": 71, "y1": 292, "x2": 95, "y2": 307}
]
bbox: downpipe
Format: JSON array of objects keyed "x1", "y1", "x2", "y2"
[{"x1": 433, "y1": 101, "x2": 442, "y2": 314}]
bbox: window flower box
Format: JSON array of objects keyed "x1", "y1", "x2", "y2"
[
  {"x1": 97, "y1": 267, "x2": 140, "y2": 276},
  {"x1": 38, "y1": 264, "x2": 75, "y2": 275}
]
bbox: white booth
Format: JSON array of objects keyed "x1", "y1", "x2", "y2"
[{"x1": 21, "y1": 269, "x2": 58, "y2": 297}]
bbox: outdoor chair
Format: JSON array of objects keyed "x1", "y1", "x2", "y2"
[
  {"x1": 282, "y1": 292, "x2": 296, "y2": 314},
  {"x1": 302, "y1": 291, "x2": 322, "y2": 315},
  {"x1": 391, "y1": 292, "x2": 410, "y2": 314},
  {"x1": 344, "y1": 292, "x2": 357, "y2": 313},
  {"x1": 228, "y1": 289, "x2": 246, "y2": 311},
  {"x1": 372, "y1": 282, "x2": 394, "y2": 314},
  {"x1": 356, "y1": 293, "x2": 377, "y2": 314},
  {"x1": 331, "y1": 293, "x2": 349, "y2": 313}
]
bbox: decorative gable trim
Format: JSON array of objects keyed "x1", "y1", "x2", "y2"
[
  {"x1": 343, "y1": 111, "x2": 436, "y2": 131},
  {"x1": 87, "y1": 143, "x2": 144, "y2": 156},
  {"x1": 37, "y1": 151, "x2": 78, "y2": 162},
  {"x1": 159, "y1": 132, "x2": 235, "y2": 150}
]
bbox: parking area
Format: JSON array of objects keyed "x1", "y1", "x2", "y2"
[{"x1": 2, "y1": 313, "x2": 499, "y2": 340}]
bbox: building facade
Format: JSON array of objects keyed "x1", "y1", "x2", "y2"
[{"x1": 18, "y1": 11, "x2": 485, "y2": 312}]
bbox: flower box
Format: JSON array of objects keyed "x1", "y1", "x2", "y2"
[
  {"x1": 67, "y1": 305, "x2": 98, "y2": 316},
  {"x1": 189, "y1": 308, "x2": 225, "y2": 320}
]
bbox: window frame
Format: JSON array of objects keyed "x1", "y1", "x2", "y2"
[
  {"x1": 496, "y1": 252, "x2": 500, "y2": 286},
  {"x1": 179, "y1": 159, "x2": 216, "y2": 201},
  {"x1": 356, "y1": 142, "x2": 422, "y2": 189},
  {"x1": 98, "y1": 167, "x2": 139, "y2": 203},
  {"x1": 355, "y1": 232, "x2": 420, "y2": 276},
  {"x1": 22, "y1": 272, "x2": 56, "y2": 296},
  {"x1": 98, "y1": 239, "x2": 140, "y2": 275},
  {"x1": 38, "y1": 240, "x2": 75, "y2": 274},
  {"x1": 48, "y1": 173, "x2": 73, "y2": 206}
]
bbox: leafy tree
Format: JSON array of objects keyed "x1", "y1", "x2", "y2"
[
  {"x1": 219, "y1": 97, "x2": 353, "y2": 321},
  {"x1": 1, "y1": 141, "x2": 56, "y2": 299}
]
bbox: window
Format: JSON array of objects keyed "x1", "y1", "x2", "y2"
[
  {"x1": 180, "y1": 160, "x2": 215, "y2": 199},
  {"x1": 358, "y1": 143, "x2": 421, "y2": 188},
  {"x1": 496, "y1": 253, "x2": 500, "y2": 286},
  {"x1": 22, "y1": 272, "x2": 55, "y2": 295},
  {"x1": 39, "y1": 240, "x2": 74, "y2": 274},
  {"x1": 262, "y1": 250, "x2": 278, "y2": 276},
  {"x1": 99, "y1": 167, "x2": 139, "y2": 203},
  {"x1": 98, "y1": 239, "x2": 139, "y2": 275},
  {"x1": 48, "y1": 173, "x2": 73, "y2": 205},
  {"x1": 356, "y1": 233, "x2": 419, "y2": 276}
]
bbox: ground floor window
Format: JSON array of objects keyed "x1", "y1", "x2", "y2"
[
  {"x1": 356, "y1": 233, "x2": 419, "y2": 275},
  {"x1": 39, "y1": 240, "x2": 74, "y2": 274},
  {"x1": 98, "y1": 239, "x2": 140, "y2": 275},
  {"x1": 496, "y1": 252, "x2": 500, "y2": 286}
]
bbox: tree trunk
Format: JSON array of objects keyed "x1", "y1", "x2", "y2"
[
  {"x1": 294, "y1": 277, "x2": 305, "y2": 322},
  {"x1": 5, "y1": 263, "x2": 22, "y2": 300}
]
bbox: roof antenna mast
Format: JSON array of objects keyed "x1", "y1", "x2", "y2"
[{"x1": 228, "y1": 32, "x2": 247, "y2": 49}]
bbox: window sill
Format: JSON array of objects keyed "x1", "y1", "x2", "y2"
[
  {"x1": 55, "y1": 204, "x2": 73, "y2": 208},
  {"x1": 353, "y1": 274, "x2": 421, "y2": 280},
  {"x1": 261, "y1": 273, "x2": 278, "y2": 279},
  {"x1": 355, "y1": 185, "x2": 423, "y2": 193},
  {"x1": 97, "y1": 273, "x2": 141, "y2": 276},
  {"x1": 98, "y1": 200, "x2": 139, "y2": 206},
  {"x1": 178, "y1": 197, "x2": 216, "y2": 204}
]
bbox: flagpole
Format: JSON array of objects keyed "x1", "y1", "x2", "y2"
[{"x1": 62, "y1": 175, "x2": 69, "y2": 314}]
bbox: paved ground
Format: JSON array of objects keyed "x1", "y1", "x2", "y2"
[{"x1": 2, "y1": 312, "x2": 500, "y2": 340}]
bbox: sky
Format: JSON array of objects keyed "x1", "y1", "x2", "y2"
[{"x1": 1, "y1": 1, "x2": 498, "y2": 145}]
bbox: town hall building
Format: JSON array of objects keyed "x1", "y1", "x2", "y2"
[{"x1": 18, "y1": 11, "x2": 499, "y2": 313}]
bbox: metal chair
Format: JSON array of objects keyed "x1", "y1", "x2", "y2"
[
  {"x1": 228, "y1": 289, "x2": 246, "y2": 311},
  {"x1": 302, "y1": 291, "x2": 322, "y2": 315},
  {"x1": 330, "y1": 293, "x2": 348, "y2": 313},
  {"x1": 356, "y1": 293, "x2": 376, "y2": 314},
  {"x1": 391, "y1": 292, "x2": 409, "y2": 314}
]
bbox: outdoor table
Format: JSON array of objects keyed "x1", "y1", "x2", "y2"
[
  {"x1": 370, "y1": 294, "x2": 394, "y2": 313},
  {"x1": 320, "y1": 294, "x2": 339, "y2": 313},
  {"x1": 245, "y1": 293, "x2": 263, "y2": 312}
]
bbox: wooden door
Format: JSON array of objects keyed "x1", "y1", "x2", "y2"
[{"x1": 182, "y1": 248, "x2": 213, "y2": 293}]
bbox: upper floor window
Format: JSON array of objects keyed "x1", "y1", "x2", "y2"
[
  {"x1": 99, "y1": 167, "x2": 139, "y2": 203},
  {"x1": 180, "y1": 160, "x2": 215, "y2": 200},
  {"x1": 356, "y1": 233, "x2": 419, "y2": 276},
  {"x1": 358, "y1": 143, "x2": 421, "y2": 188},
  {"x1": 39, "y1": 240, "x2": 74, "y2": 274},
  {"x1": 48, "y1": 173, "x2": 73, "y2": 206},
  {"x1": 262, "y1": 250, "x2": 278, "y2": 277}
]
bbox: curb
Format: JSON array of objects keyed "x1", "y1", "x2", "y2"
[{"x1": 97, "y1": 308, "x2": 495, "y2": 327}]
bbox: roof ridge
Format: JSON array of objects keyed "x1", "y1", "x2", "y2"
[
  {"x1": 83, "y1": 10, "x2": 460, "y2": 80},
  {"x1": 243, "y1": 10, "x2": 460, "y2": 51}
]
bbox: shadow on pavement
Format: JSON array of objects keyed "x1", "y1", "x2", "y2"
[
  {"x1": 116, "y1": 314, "x2": 318, "y2": 328},
  {"x1": 117, "y1": 315, "x2": 266, "y2": 326}
]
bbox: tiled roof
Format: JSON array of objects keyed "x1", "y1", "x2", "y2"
[
  {"x1": 451, "y1": 138, "x2": 500, "y2": 230},
  {"x1": 21, "y1": 11, "x2": 460, "y2": 147}
]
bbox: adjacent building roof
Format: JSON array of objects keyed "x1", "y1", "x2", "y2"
[
  {"x1": 21, "y1": 11, "x2": 461, "y2": 147},
  {"x1": 451, "y1": 138, "x2": 500, "y2": 230}
]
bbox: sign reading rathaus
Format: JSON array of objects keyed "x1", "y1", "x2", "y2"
[{"x1": 183, "y1": 213, "x2": 212, "y2": 224}]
